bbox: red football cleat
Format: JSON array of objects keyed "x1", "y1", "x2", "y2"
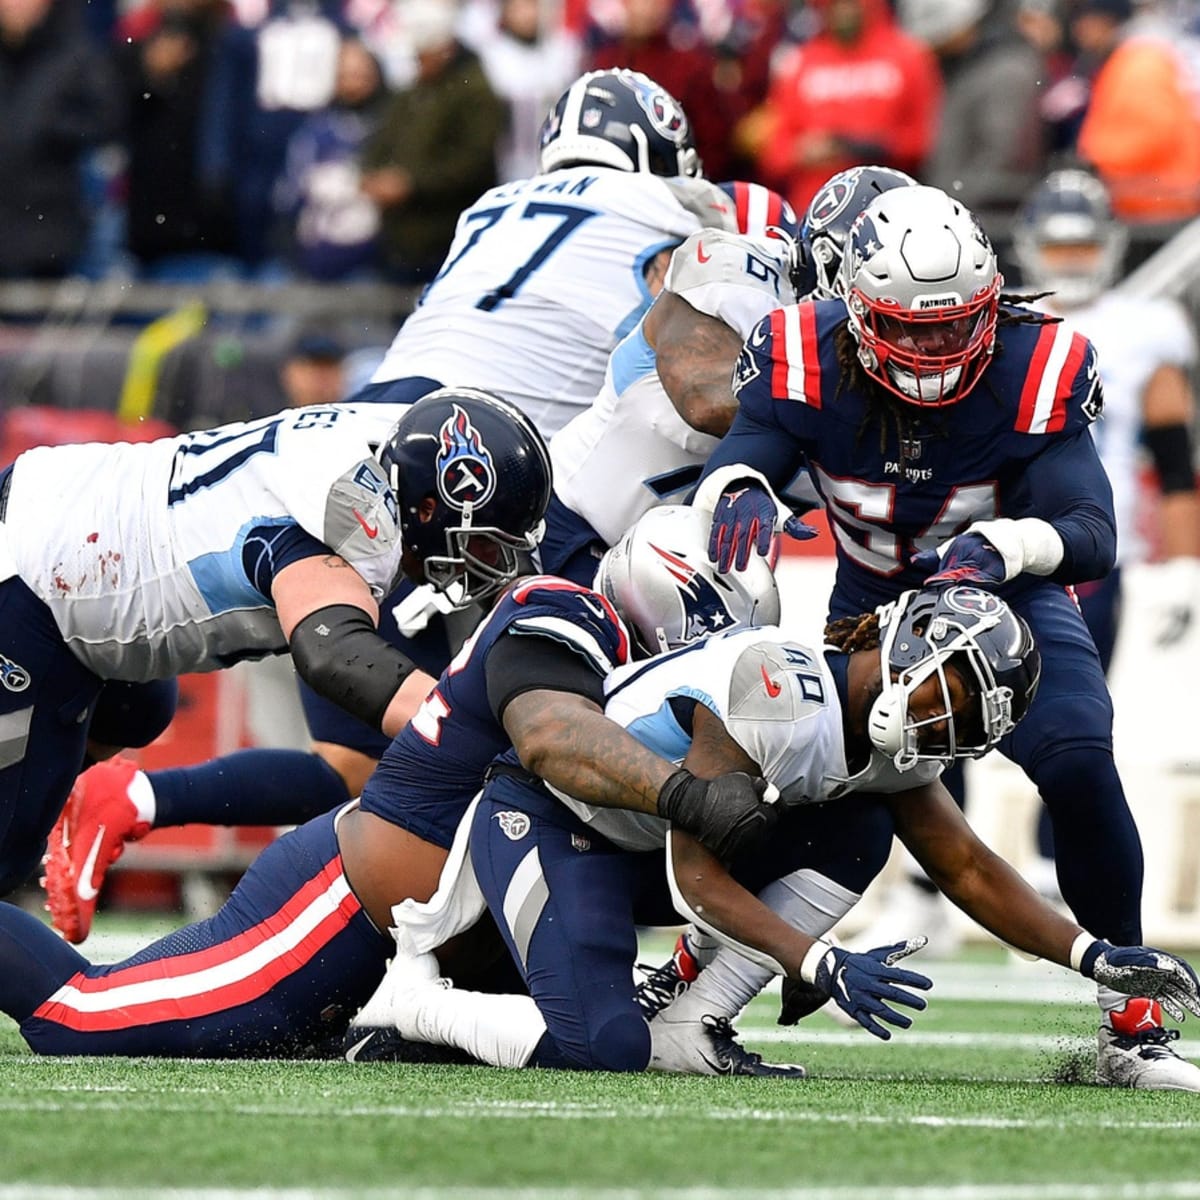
[{"x1": 41, "y1": 758, "x2": 151, "y2": 944}]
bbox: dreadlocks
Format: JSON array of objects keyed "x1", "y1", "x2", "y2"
[{"x1": 824, "y1": 611, "x2": 881, "y2": 653}]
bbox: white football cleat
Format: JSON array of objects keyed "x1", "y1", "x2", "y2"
[
  {"x1": 649, "y1": 1011, "x2": 806, "y2": 1078},
  {"x1": 344, "y1": 951, "x2": 448, "y2": 1061},
  {"x1": 1097, "y1": 999, "x2": 1200, "y2": 1091}
]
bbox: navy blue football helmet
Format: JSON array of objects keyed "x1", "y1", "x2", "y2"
[
  {"x1": 378, "y1": 388, "x2": 552, "y2": 607},
  {"x1": 1012, "y1": 169, "x2": 1128, "y2": 307},
  {"x1": 716, "y1": 180, "x2": 800, "y2": 241},
  {"x1": 538, "y1": 69, "x2": 702, "y2": 179},
  {"x1": 792, "y1": 164, "x2": 918, "y2": 299},
  {"x1": 868, "y1": 586, "x2": 1041, "y2": 771}
]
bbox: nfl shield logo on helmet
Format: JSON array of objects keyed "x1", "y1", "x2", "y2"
[
  {"x1": 495, "y1": 811, "x2": 530, "y2": 841},
  {"x1": 436, "y1": 405, "x2": 497, "y2": 511}
]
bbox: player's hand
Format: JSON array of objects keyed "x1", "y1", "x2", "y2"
[
  {"x1": 1080, "y1": 940, "x2": 1200, "y2": 1023},
  {"x1": 801, "y1": 937, "x2": 931, "y2": 1040},
  {"x1": 656, "y1": 769, "x2": 780, "y2": 862},
  {"x1": 912, "y1": 532, "x2": 1006, "y2": 589},
  {"x1": 708, "y1": 483, "x2": 778, "y2": 572}
]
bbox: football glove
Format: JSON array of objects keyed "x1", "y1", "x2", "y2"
[
  {"x1": 1079, "y1": 939, "x2": 1200, "y2": 1023},
  {"x1": 912, "y1": 532, "x2": 1007, "y2": 589},
  {"x1": 656, "y1": 769, "x2": 780, "y2": 862},
  {"x1": 798, "y1": 937, "x2": 932, "y2": 1040},
  {"x1": 708, "y1": 484, "x2": 817, "y2": 573}
]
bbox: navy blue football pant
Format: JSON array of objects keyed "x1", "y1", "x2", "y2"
[
  {"x1": 471, "y1": 774, "x2": 894, "y2": 1073},
  {"x1": 0, "y1": 577, "x2": 177, "y2": 894},
  {"x1": 0, "y1": 808, "x2": 391, "y2": 1056},
  {"x1": 834, "y1": 579, "x2": 1143, "y2": 946}
]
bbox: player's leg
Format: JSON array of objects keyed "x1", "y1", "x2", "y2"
[
  {"x1": 1007, "y1": 583, "x2": 1199, "y2": 1088},
  {"x1": 646, "y1": 795, "x2": 895, "y2": 1073},
  {"x1": 537, "y1": 492, "x2": 608, "y2": 588},
  {"x1": 0, "y1": 577, "x2": 104, "y2": 895},
  {"x1": 10, "y1": 809, "x2": 391, "y2": 1056}
]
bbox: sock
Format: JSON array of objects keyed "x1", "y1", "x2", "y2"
[
  {"x1": 149, "y1": 749, "x2": 351, "y2": 828},
  {"x1": 0, "y1": 903, "x2": 89, "y2": 1023},
  {"x1": 667, "y1": 870, "x2": 860, "y2": 1022},
  {"x1": 403, "y1": 986, "x2": 546, "y2": 1069}
]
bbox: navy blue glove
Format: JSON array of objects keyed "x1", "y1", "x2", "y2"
[
  {"x1": 708, "y1": 483, "x2": 777, "y2": 573},
  {"x1": 912, "y1": 532, "x2": 1006, "y2": 589},
  {"x1": 1080, "y1": 940, "x2": 1200, "y2": 1023},
  {"x1": 806, "y1": 937, "x2": 932, "y2": 1040}
]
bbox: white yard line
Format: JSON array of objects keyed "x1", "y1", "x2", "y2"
[{"x1": 6, "y1": 1184, "x2": 1200, "y2": 1200}]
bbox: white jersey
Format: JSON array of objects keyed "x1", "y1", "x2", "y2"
[
  {"x1": 2, "y1": 403, "x2": 410, "y2": 681},
  {"x1": 555, "y1": 626, "x2": 939, "y2": 851},
  {"x1": 370, "y1": 168, "x2": 734, "y2": 437},
  {"x1": 1050, "y1": 292, "x2": 1196, "y2": 564},
  {"x1": 551, "y1": 230, "x2": 795, "y2": 543}
]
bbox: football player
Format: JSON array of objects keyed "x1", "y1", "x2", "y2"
[
  {"x1": 358, "y1": 587, "x2": 1200, "y2": 1076},
  {"x1": 693, "y1": 183, "x2": 1200, "y2": 1089},
  {"x1": 2, "y1": 388, "x2": 548, "y2": 909},
  {"x1": 0, "y1": 507, "x2": 783, "y2": 1058},
  {"x1": 38, "y1": 69, "x2": 747, "y2": 941}
]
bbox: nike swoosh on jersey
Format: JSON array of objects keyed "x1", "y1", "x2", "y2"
[
  {"x1": 696, "y1": 242, "x2": 711, "y2": 264},
  {"x1": 76, "y1": 825, "x2": 107, "y2": 902},
  {"x1": 760, "y1": 665, "x2": 782, "y2": 698},
  {"x1": 353, "y1": 510, "x2": 379, "y2": 539}
]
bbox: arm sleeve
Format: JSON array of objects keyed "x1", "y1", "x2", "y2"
[
  {"x1": 1023, "y1": 432, "x2": 1117, "y2": 584},
  {"x1": 695, "y1": 405, "x2": 808, "y2": 495},
  {"x1": 242, "y1": 522, "x2": 330, "y2": 598},
  {"x1": 484, "y1": 631, "x2": 606, "y2": 723}
]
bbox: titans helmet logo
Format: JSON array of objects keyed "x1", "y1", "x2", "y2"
[
  {"x1": 808, "y1": 169, "x2": 860, "y2": 230},
  {"x1": 650, "y1": 542, "x2": 734, "y2": 640},
  {"x1": 627, "y1": 73, "x2": 689, "y2": 140},
  {"x1": 943, "y1": 587, "x2": 1003, "y2": 617},
  {"x1": 436, "y1": 405, "x2": 496, "y2": 512}
]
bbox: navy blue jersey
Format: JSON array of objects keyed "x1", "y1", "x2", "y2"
[
  {"x1": 358, "y1": 577, "x2": 632, "y2": 847},
  {"x1": 706, "y1": 300, "x2": 1115, "y2": 607}
]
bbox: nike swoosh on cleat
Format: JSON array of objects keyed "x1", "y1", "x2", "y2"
[
  {"x1": 344, "y1": 1033, "x2": 376, "y2": 1062},
  {"x1": 75, "y1": 826, "x2": 107, "y2": 903}
]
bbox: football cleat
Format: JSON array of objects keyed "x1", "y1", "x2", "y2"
[
  {"x1": 41, "y1": 758, "x2": 151, "y2": 944},
  {"x1": 344, "y1": 1025, "x2": 474, "y2": 1065},
  {"x1": 649, "y1": 1012, "x2": 806, "y2": 1078},
  {"x1": 634, "y1": 933, "x2": 701, "y2": 1020},
  {"x1": 1097, "y1": 998, "x2": 1200, "y2": 1090}
]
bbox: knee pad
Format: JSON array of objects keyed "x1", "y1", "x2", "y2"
[
  {"x1": 89, "y1": 679, "x2": 178, "y2": 749},
  {"x1": 1029, "y1": 745, "x2": 1122, "y2": 814},
  {"x1": 588, "y1": 1009, "x2": 651, "y2": 1073}
]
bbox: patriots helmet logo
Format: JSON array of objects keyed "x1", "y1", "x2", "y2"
[
  {"x1": 435, "y1": 405, "x2": 496, "y2": 511},
  {"x1": 650, "y1": 542, "x2": 734, "y2": 639}
]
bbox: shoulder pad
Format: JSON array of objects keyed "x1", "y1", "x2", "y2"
[
  {"x1": 662, "y1": 177, "x2": 740, "y2": 231},
  {"x1": 323, "y1": 457, "x2": 403, "y2": 565},
  {"x1": 1012, "y1": 322, "x2": 1101, "y2": 434},
  {"x1": 727, "y1": 638, "x2": 826, "y2": 725},
  {"x1": 732, "y1": 304, "x2": 825, "y2": 409},
  {"x1": 666, "y1": 231, "x2": 794, "y2": 323},
  {"x1": 503, "y1": 577, "x2": 631, "y2": 673}
]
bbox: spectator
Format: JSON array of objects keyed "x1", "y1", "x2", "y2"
[
  {"x1": 756, "y1": 0, "x2": 940, "y2": 215},
  {"x1": 276, "y1": 36, "x2": 386, "y2": 279},
  {"x1": 360, "y1": 0, "x2": 504, "y2": 282},
  {"x1": 587, "y1": 0, "x2": 735, "y2": 178},
  {"x1": 279, "y1": 327, "x2": 348, "y2": 405},
  {"x1": 464, "y1": 0, "x2": 581, "y2": 182},
  {"x1": 900, "y1": 0, "x2": 1046, "y2": 230},
  {"x1": 115, "y1": 0, "x2": 238, "y2": 279},
  {"x1": 196, "y1": 0, "x2": 346, "y2": 272},
  {"x1": 0, "y1": 0, "x2": 121, "y2": 278},
  {"x1": 1075, "y1": 0, "x2": 1200, "y2": 221}
]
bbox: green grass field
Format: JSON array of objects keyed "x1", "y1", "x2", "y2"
[{"x1": 2, "y1": 924, "x2": 1199, "y2": 1200}]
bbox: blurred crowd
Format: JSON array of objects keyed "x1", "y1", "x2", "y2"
[{"x1": 5, "y1": 0, "x2": 1200, "y2": 285}]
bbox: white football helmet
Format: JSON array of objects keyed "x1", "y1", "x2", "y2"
[
  {"x1": 838, "y1": 185, "x2": 1002, "y2": 406},
  {"x1": 867, "y1": 587, "x2": 1041, "y2": 772},
  {"x1": 594, "y1": 506, "x2": 781, "y2": 656},
  {"x1": 1012, "y1": 169, "x2": 1128, "y2": 309}
]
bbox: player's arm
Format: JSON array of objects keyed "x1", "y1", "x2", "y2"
[
  {"x1": 1142, "y1": 362, "x2": 1200, "y2": 559},
  {"x1": 273, "y1": 551, "x2": 420, "y2": 739},
  {"x1": 887, "y1": 780, "x2": 1200, "y2": 1019},
  {"x1": 644, "y1": 290, "x2": 745, "y2": 437},
  {"x1": 490, "y1": 635, "x2": 776, "y2": 859}
]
